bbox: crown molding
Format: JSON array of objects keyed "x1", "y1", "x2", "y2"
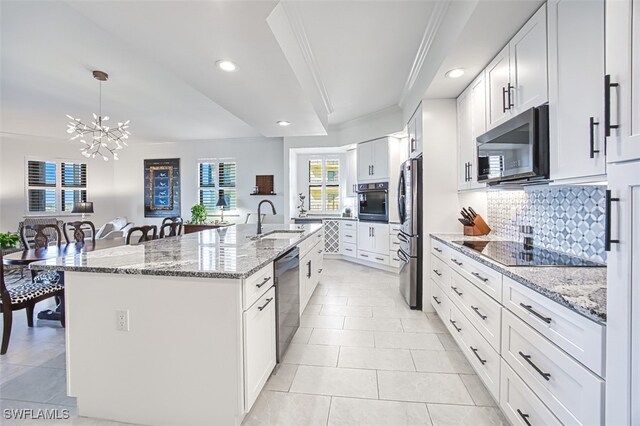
[
  {"x1": 398, "y1": 0, "x2": 450, "y2": 108},
  {"x1": 280, "y1": 1, "x2": 334, "y2": 116}
]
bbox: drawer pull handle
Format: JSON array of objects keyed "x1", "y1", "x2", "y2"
[
  {"x1": 471, "y1": 272, "x2": 488, "y2": 282},
  {"x1": 449, "y1": 319, "x2": 461, "y2": 332},
  {"x1": 519, "y1": 303, "x2": 552, "y2": 324},
  {"x1": 470, "y1": 346, "x2": 487, "y2": 365},
  {"x1": 361, "y1": 254, "x2": 369, "y2": 258},
  {"x1": 434, "y1": 247, "x2": 443, "y2": 253},
  {"x1": 450, "y1": 258, "x2": 463, "y2": 266},
  {"x1": 318, "y1": 269, "x2": 323, "y2": 273},
  {"x1": 258, "y1": 297, "x2": 274, "y2": 311},
  {"x1": 471, "y1": 306, "x2": 487, "y2": 320},
  {"x1": 375, "y1": 257, "x2": 385, "y2": 261},
  {"x1": 256, "y1": 277, "x2": 271, "y2": 289},
  {"x1": 517, "y1": 409, "x2": 532, "y2": 426},
  {"x1": 433, "y1": 269, "x2": 442, "y2": 277},
  {"x1": 519, "y1": 351, "x2": 551, "y2": 381},
  {"x1": 432, "y1": 296, "x2": 441, "y2": 305},
  {"x1": 451, "y1": 286, "x2": 463, "y2": 297}
]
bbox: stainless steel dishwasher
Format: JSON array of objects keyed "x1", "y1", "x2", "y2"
[{"x1": 274, "y1": 247, "x2": 300, "y2": 362}]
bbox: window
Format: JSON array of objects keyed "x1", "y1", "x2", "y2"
[
  {"x1": 25, "y1": 158, "x2": 87, "y2": 215},
  {"x1": 308, "y1": 157, "x2": 340, "y2": 214},
  {"x1": 198, "y1": 160, "x2": 237, "y2": 214}
]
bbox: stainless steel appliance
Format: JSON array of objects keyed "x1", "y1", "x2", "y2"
[
  {"x1": 274, "y1": 247, "x2": 299, "y2": 362},
  {"x1": 477, "y1": 104, "x2": 549, "y2": 184},
  {"x1": 357, "y1": 182, "x2": 389, "y2": 223},
  {"x1": 397, "y1": 156, "x2": 422, "y2": 309}
]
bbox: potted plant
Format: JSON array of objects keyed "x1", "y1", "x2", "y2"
[
  {"x1": 190, "y1": 204, "x2": 208, "y2": 225},
  {"x1": 0, "y1": 232, "x2": 19, "y2": 249}
]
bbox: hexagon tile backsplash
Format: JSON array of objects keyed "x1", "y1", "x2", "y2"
[{"x1": 486, "y1": 185, "x2": 606, "y2": 263}]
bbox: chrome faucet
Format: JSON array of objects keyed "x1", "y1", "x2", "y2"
[{"x1": 257, "y1": 200, "x2": 277, "y2": 235}]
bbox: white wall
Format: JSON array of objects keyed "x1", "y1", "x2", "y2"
[
  {"x1": 111, "y1": 137, "x2": 285, "y2": 227},
  {"x1": 0, "y1": 133, "x2": 117, "y2": 232}
]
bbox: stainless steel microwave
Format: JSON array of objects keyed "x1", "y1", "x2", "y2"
[{"x1": 476, "y1": 104, "x2": 549, "y2": 184}]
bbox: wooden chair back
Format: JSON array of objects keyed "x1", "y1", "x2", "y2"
[
  {"x1": 64, "y1": 221, "x2": 96, "y2": 244},
  {"x1": 0, "y1": 252, "x2": 8, "y2": 304},
  {"x1": 126, "y1": 225, "x2": 158, "y2": 245},
  {"x1": 20, "y1": 224, "x2": 63, "y2": 249},
  {"x1": 160, "y1": 217, "x2": 183, "y2": 236}
]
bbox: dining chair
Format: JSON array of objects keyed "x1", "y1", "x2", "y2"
[
  {"x1": 160, "y1": 217, "x2": 183, "y2": 237},
  {"x1": 64, "y1": 221, "x2": 97, "y2": 244},
  {"x1": 126, "y1": 225, "x2": 158, "y2": 245},
  {"x1": 0, "y1": 252, "x2": 65, "y2": 354},
  {"x1": 20, "y1": 224, "x2": 63, "y2": 249}
]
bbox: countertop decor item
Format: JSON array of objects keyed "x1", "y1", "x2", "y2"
[
  {"x1": 190, "y1": 204, "x2": 207, "y2": 225},
  {"x1": 0, "y1": 232, "x2": 19, "y2": 249},
  {"x1": 72, "y1": 201, "x2": 94, "y2": 220},
  {"x1": 66, "y1": 70, "x2": 130, "y2": 161},
  {"x1": 297, "y1": 193, "x2": 307, "y2": 217},
  {"x1": 459, "y1": 206, "x2": 491, "y2": 236},
  {"x1": 216, "y1": 191, "x2": 228, "y2": 223}
]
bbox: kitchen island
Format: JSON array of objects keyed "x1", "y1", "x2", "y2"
[{"x1": 30, "y1": 224, "x2": 323, "y2": 426}]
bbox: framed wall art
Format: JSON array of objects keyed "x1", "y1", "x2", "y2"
[{"x1": 144, "y1": 158, "x2": 181, "y2": 218}]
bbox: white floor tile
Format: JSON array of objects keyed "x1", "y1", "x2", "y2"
[
  {"x1": 328, "y1": 397, "x2": 432, "y2": 426},
  {"x1": 243, "y1": 391, "x2": 331, "y2": 426},
  {"x1": 308, "y1": 295, "x2": 348, "y2": 306},
  {"x1": 300, "y1": 314, "x2": 345, "y2": 330},
  {"x1": 347, "y1": 297, "x2": 396, "y2": 307},
  {"x1": 338, "y1": 347, "x2": 415, "y2": 371},
  {"x1": 372, "y1": 306, "x2": 428, "y2": 319},
  {"x1": 344, "y1": 317, "x2": 403, "y2": 332},
  {"x1": 377, "y1": 371, "x2": 474, "y2": 404},
  {"x1": 437, "y1": 334, "x2": 462, "y2": 351},
  {"x1": 290, "y1": 365, "x2": 378, "y2": 399},
  {"x1": 460, "y1": 374, "x2": 497, "y2": 407},
  {"x1": 411, "y1": 350, "x2": 474, "y2": 374},
  {"x1": 320, "y1": 305, "x2": 373, "y2": 318},
  {"x1": 282, "y1": 343, "x2": 339, "y2": 367},
  {"x1": 427, "y1": 404, "x2": 508, "y2": 426},
  {"x1": 291, "y1": 327, "x2": 313, "y2": 344},
  {"x1": 303, "y1": 304, "x2": 322, "y2": 315},
  {"x1": 375, "y1": 332, "x2": 445, "y2": 351},
  {"x1": 308, "y1": 329, "x2": 375, "y2": 348},
  {"x1": 265, "y1": 364, "x2": 299, "y2": 392},
  {"x1": 401, "y1": 317, "x2": 448, "y2": 333}
]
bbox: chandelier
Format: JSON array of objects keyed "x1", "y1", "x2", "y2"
[{"x1": 66, "y1": 70, "x2": 130, "y2": 161}]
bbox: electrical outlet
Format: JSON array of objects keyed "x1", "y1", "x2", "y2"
[{"x1": 116, "y1": 309, "x2": 129, "y2": 332}]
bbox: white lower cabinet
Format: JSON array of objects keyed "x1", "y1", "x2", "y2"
[
  {"x1": 300, "y1": 238, "x2": 324, "y2": 313},
  {"x1": 501, "y1": 359, "x2": 563, "y2": 426},
  {"x1": 429, "y1": 237, "x2": 606, "y2": 424},
  {"x1": 243, "y1": 286, "x2": 276, "y2": 411}
]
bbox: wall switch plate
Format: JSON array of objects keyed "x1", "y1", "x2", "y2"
[{"x1": 116, "y1": 309, "x2": 130, "y2": 332}]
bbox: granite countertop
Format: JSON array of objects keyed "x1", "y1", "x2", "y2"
[
  {"x1": 30, "y1": 224, "x2": 323, "y2": 279},
  {"x1": 292, "y1": 216, "x2": 357, "y2": 221},
  {"x1": 430, "y1": 233, "x2": 607, "y2": 324}
]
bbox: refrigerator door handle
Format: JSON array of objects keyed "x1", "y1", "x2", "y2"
[
  {"x1": 397, "y1": 232, "x2": 410, "y2": 243},
  {"x1": 397, "y1": 249, "x2": 410, "y2": 263}
]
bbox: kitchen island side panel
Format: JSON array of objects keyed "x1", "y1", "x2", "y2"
[{"x1": 65, "y1": 272, "x2": 245, "y2": 426}]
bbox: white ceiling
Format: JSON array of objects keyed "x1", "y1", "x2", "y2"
[{"x1": 1, "y1": 0, "x2": 548, "y2": 143}]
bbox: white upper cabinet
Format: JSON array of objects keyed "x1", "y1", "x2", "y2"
[
  {"x1": 548, "y1": 0, "x2": 606, "y2": 182},
  {"x1": 469, "y1": 72, "x2": 487, "y2": 190},
  {"x1": 457, "y1": 72, "x2": 486, "y2": 191},
  {"x1": 509, "y1": 4, "x2": 548, "y2": 113},
  {"x1": 486, "y1": 4, "x2": 548, "y2": 131},
  {"x1": 357, "y1": 138, "x2": 389, "y2": 182},
  {"x1": 606, "y1": 0, "x2": 640, "y2": 163},
  {"x1": 407, "y1": 104, "x2": 423, "y2": 159},
  {"x1": 486, "y1": 45, "x2": 512, "y2": 129},
  {"x1": 346, "y1": 149, "x2": 357, "y2": 196}
]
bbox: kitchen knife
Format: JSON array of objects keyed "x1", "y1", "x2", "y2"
[
  {"x1": 468, "y1": 207, "x2": 478, "y2": 217},
  {"x1": 458, "y1": 218, "x2": 471, "y2": 226},
  {"x1": 460, "y1": 209, "x2": 474, "y2": 224},
  {"x1": 462, "y1": 207, "x2": 474, "y2": 219}
]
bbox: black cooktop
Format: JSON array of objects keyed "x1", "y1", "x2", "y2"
[{"x1": 452, "y1": 240, "x2": 605, "y2": 267}]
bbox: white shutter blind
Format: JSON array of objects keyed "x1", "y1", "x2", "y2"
[
  {"x1": 27, "y1": 160, "x2": 57, "y2": 213},
  {"x1": 61, "y1": 162, "x2": 87, "y2": 212},
  {"x1": 218, "y1": 162, "x2": 237, "y2": 211},
  {"x1": 309, "y1": 159, "x2": 323, "y2": 183},
  {"x1": 199, "y1": 162, "x2": 216, "y2": 212}
]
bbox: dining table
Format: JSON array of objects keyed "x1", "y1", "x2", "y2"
[{"x1": 2, "y1": 237, "x2": 126, "y2": 320}]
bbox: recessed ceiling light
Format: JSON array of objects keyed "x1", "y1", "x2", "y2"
[
  {"x1": 445, "y1": 68, "x2": 465, "y2": 79},
  {"x1": 277, "y1": 120, "x2": 291, "y2": 127},
  {"x1": 216, "y1": 60, "x2": 238, "y2": 72}
]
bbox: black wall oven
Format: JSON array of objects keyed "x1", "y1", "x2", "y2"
[{"x1": 358, "y1": 182, "x2": 388, "y2": 223}]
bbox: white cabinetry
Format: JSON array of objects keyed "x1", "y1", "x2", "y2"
[
  {"x1": 457, "y1": 88, "x2": 473, "y2": 191},
  {"x1": 606, "y1": 161, "x2": 640, "y2": 425},
  {"x1": 300, "y1": 233, "x2": 324, "y2": 313},
  {"x1": 485, "y1": 5, "x2": 548, "y2": 130},
  {"x1": 548, "y1": 0, "x2": 606, "y2": 182},
  {"x1": 407, "y1": 104, "x2": 423, "y2": 159},
  {"x1": 457, "y1": 72, "x2": 486, "y2": 191},
  {"x1": 357, "y1": 222, "x2": 390, "y2": 264},
  {"x1": 606, "y1": 0, "x2": 640, "y2": 163},
  {"x1": 357, "y1": 138, "x2": 389, "y2": 182},
  {"x1": 346, "y1": 149, "x2": 358, "y2": 196},
  {"x1": 243, "y1": 285, "x2": 276, "y2": 411}
]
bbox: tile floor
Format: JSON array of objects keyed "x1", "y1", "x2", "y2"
[{"x1": 0, "y1": 260, "x2": 507, "y2": 425}]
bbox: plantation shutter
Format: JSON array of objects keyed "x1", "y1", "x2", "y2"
[
  {"x1": 27, "y1": 160, "x2": 57, "y2": 213},
  {"x1": 61, "y1": 162, "x2": 87, "y2": 211},
  {"x1": 199, "y1": 162, "x2": 216, "y2": 212},
  {"x1": 218, "y1": 162, "x2": 237, "y2": 211}
]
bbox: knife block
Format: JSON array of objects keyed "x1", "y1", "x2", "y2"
[{"x1": 463, "y1": 214, "x2": 491, "y2": 236}]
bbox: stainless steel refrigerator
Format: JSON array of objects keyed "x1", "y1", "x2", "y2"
[{"x1": 397, "y1": 156, "x2": 423, "y2": 309}]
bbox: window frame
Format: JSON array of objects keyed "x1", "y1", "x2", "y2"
[
  {"x1": 24, "y1": 156, "x2": 89, "y2": 217},
  {"x1": 197, "y1": 158, "x2": 238, "y2": 216},
  {"x1": 307, "y1": 156, "x2": 341, "y2": 215}
]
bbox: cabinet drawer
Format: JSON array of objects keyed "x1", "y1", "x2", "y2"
[
  {"x1": 431, "y1": 279, "x2": 449, "y2": 320},
  {"x1": 502, "y1": 309, "x2": 604, "y2": 425},
  {"x1": 502, "y1": 276, "x2": 605, "y2": 377},
  {"x1": 430, "y1": 255, "x2": 450, "y2": 291},
  {"x1": 299, "y1": 230, "x2": 323, "y2": 258},
  {"x1": 389, "y1": 233, "x2": 401, "y2": 250},
  {"x1": 448, "y1": 249, "x2": 502, "y2": 302},
  {"x1": 449, "y1": 270, "x2": 502, "y2": 352},
  {"x1": 244, "y1": 262, "x2": 275, "y2": 310},
  {"x1": 501, "y1": 359, "x2": 562, "y2": 426},
  {"x1": 431, "y1": 238, "x2": 449, "y2": 260},
  {"x1": 342, "y1": 229, "x2": 357, "y2": 244},
  {"x1": 449, "y1": 302, "x2": 500, "y2": 400},
  {"x1": 341, "y1": 242, "x2": 357, "y2": 258},
  {"x1": 341, "y1": 221, "x2": 357, "y2": 231},
  {"x1": 389, "y1": 223, "x2": 402, "y2": 234},
  {"x1": 389, "y1": 251, "x2": 400, "y2": 268},
  {"x1": 357, "y1": 250, "x2": 389, "y2": 265}
]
